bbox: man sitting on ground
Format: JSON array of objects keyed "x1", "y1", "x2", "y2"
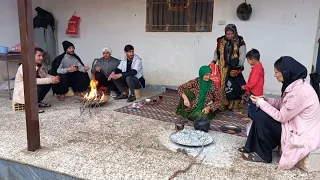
[
  {"x1": 91, "y1": 47, "x2": 121, "y2": 96},
  {"x1": 13, "y1": 47, "x2": 60, "y2": 111},
  {"x1": 50, "y1": 41, "x2": 90, "y2": 101},
  {"x1": 108, "y1": 45, "x2": 145, "y2": 102}
]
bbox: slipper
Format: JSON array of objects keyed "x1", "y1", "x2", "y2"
[
  {"x1": 242, "y1": 152, "x2": 267, "y2": 163},
  {"x1": 38, "y1": 109, "x2": 45, "y2": 113},
  {"x1": 38, "y1": 102, "x2": 51, "y2": 108},
  {"x1": 238, "y1": 147, "x2": 249, "y2": 153}
]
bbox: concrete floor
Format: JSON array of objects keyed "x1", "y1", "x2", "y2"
[{"x1": 0, "y1": 91, "x2": 319, "y2": 180}]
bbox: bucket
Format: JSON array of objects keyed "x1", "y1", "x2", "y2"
[
  {"x1": 0, "y1": 46, "x2": 8, "y2": 54},
  {"x1": 129, "y1": 89, "x2": 141, "y2": 99}
]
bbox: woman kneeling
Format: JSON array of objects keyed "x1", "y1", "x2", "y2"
[
  {"x1": 176, "y1": 66, "x2": 221, "y2": 120},
  {"x1": 241, "y1": 56, "x2": 320, "y2": 170}
]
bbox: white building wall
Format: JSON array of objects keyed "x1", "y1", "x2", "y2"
[
  {"x1": 2, "y1": 0, "x2": 320, "y2": 95},
  {"x1": 0, "y1": 0, "x2": 43, "y2": 81}
]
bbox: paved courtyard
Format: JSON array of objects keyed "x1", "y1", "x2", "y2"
[{"x1": 0, "y1": 91, "x2": 319, "y2": 180}]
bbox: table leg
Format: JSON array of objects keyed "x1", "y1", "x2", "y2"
[{"x1": 6, "y1": 61, "x2": 11, "y2": 100}]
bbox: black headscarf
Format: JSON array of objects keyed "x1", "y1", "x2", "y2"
[{"x1": 276, "y1": 56, "x2": 307, "y2": 94}]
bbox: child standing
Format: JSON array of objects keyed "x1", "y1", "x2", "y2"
[{"x1": 242, "y1": 49, "x2": 264, "y2": 120}]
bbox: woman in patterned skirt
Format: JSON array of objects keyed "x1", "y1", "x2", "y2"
[
  {"x1": 176, "y1": 66, "x2": 221, "y2": 120},
  {"x1": 212, "y1": 24, "x2": 247, "y2": 110}
]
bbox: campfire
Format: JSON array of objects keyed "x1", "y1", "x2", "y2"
[{"x1": 82, "y1": 79, "x2": 109, "y2": 107}]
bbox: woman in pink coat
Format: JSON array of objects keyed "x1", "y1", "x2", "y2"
[{"x1": 240, "y1": 56, "x2": 320, "y2": 170}]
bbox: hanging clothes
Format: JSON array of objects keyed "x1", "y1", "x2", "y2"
[
  {"x1": 34, "y1": 25, "x2": 57, "y2": 66},
  {"x1": 33, "y1": 7, "x2": 57, "y2": 68},
  {"x1": 33, "y1": 7, "x2": 55, "y2": 30}
]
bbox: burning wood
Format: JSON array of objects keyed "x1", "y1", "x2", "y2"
[{"x1": 83, "y1": 79, "x2": 109, "y2": 104}]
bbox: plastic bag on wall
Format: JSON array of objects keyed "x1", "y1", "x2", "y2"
[{"x1": 66, "y1": 15, "x2": 81, "y2": 36}]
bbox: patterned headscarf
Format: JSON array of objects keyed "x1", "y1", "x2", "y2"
[{"x1": 225, "y1": 24, "x2": 239, "y2": 43}]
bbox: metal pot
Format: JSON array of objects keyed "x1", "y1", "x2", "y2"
[{"x1": 194, "y1": 117, "x2": 210, "y2": 132}]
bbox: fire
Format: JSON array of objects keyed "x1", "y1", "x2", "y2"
[{"x1": 84, "y1": 79, "x2": 99, "y2": 101}]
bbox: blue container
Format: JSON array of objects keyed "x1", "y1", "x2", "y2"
[{"x1": 0, "y1": 46, "x2": 9, "y2": 54}]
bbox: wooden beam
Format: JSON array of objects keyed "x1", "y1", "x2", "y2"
[{"x1": 17, "y1": 0, "x2": 40, "y2": 151}]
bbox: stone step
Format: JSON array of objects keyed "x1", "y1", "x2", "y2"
[{"x1": 297, "y1": 148, "x2": 320, "y2": 172}]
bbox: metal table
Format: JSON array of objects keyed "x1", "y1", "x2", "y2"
[{"x1": 0, "y1": 53, "x2": 22, "y2": 99}]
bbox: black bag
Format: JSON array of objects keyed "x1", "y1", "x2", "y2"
[
  {"x1": 194, "y1": 117, "x2": 210, "y2": 132},
  {"x1": 310, "y1": 73, "x2": 320, "y2": 101},
  {"x1": 225, "y1": 58, "x2": 246, "y2": 100}
]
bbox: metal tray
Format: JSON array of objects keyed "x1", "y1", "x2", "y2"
[
  {"x1": 170, "y1": 129, "x2": 213, "y2": 147},
  {"x1": 219, "y1": 125, "x2": 241, "y2": 134}
]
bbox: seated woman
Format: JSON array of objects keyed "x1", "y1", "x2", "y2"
[
  {"x1": 176, "y1": 66, "x2": 221, "y2": 120},
  {"x1": 240, "y1": 56, "x2": 320, "y2": 170}
]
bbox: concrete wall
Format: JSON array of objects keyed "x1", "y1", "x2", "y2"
[
  {"x1": 2, "y1": 0, "x2": 320, "y2": 94},
  {"x1": 0, "y1": 0, "x2": 43, "y2": 81}
]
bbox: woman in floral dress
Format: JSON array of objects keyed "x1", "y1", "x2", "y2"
[{"x1": 176, "y1": 66, "x2": 221, "y2": 120}]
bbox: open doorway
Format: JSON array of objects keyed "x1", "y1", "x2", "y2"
[{"x1": 313, "y1": 10, "x2": 320, "y2": 73}]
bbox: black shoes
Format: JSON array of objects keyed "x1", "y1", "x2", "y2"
[
  {"x1": 114, "y1": 93, "x2": 136, "y2": 102},
  {"x1": 127, "y1": 95, "x2": 136, "y2": 102},
  {"x1": 114, "y1": 94, "x2": 128, "y2": 100}
]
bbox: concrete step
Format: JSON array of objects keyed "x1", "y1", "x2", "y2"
[{"x1": 297, "y1": 148, "x2": 320, "y2": 172}]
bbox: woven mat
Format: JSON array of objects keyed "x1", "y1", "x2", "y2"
[{"x1": 114, "y1": 89, "x2": 250, "y2": 137}]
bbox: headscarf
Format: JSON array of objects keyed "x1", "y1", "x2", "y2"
[
  {"x1": 192, "y1": 66, "x2": 212, "y2": 115},
  {"x1": 102, "y1": 46, "x2": 112, "y2": 54},
  {"x1": 225, "y1": 24, "x2": 239, "y2": 43},
  {"x1": 277, "y1": 56, "x2": 307, "y2": 94},
  {"x1": 224, "y1": 24, "x2": 240, "y2": 66},
  {"x1": 62, "y1": 41, "x2": 74, "y2": 52}
]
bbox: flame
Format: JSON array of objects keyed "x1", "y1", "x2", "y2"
[{"x1": 84, "y1": 79, "x2": 99, "y2": 101}]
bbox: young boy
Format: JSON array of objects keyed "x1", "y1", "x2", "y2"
[{"x1": 241, "y1": 49, "x2": 264, "y2": 120}]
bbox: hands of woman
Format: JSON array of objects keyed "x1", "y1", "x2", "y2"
[
  {"x1": 183, "y1": 98, "x2": 191, "y2": 107},
  {"x1": 181, "y1": 93, "x2": 191, "y2": 107},
  {"x1": 202, "y1": 106, "x2": 211, "y2": 114},
  {"x1": 250, "y1": 95, "x2": 262, "y2": 104}
]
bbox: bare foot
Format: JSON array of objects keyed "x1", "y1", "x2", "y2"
[
  {"x1": 59, "y1": 94, "x2": 65, "y2": 101},
  {"x1": 76, "y1": 92, "x2": 85, "y2": 98}
]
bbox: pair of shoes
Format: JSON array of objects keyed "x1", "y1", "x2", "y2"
[
  {"x1": 114, "y1": 94, "x2": 136, "y2": 102},
  {"x1": 114, "y1": 94, "x2": 128, "y2": 100},
  {"x1": 127, "y1": 95, "x2": 136, "y2": 102}
]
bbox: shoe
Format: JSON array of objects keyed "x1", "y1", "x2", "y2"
[
  {"x1": 127, "y1": 95, "x2": 136, "y2": 102},
  {"x1": 114, "y1": 94, "x2": 128, "y2": 100},
  {"x1": 38, "y1": 102, "x2": 51, "y2": 108},
  {"x1": 110, "y1": 91, "x2": 118, "y2": 98},
  {"x1": 59, "y1": 94, "x2": 65, "y2": 101}
]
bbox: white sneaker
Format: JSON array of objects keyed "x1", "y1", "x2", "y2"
[{"x1": 110, "y1": 91, "x2": 118, "y2": 98}]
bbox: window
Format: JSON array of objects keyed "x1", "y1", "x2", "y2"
[{"x1": 146, "y1": 0, "x2": 214, "y2": 32}]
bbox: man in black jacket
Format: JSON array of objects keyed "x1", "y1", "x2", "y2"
[{"x1": 50, "y1": 41, "x2": 90, "y2": 101}]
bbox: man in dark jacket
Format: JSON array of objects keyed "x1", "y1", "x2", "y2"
[{"x1": 51, "y1": 41, "x2": 90, "y2": 101}]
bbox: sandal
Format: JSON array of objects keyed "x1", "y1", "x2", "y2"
[
  {"x1": 242, "y1": 152, "x2": 267, "y2": 163},
  {"x1": 38, "y1": 102, "x2": 51, "y2": 108},
  {"x1": 238, "y1": 147, "x2": 249, "y2": 153}
]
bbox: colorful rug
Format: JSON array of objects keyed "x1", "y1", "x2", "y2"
[{"x1": 114, "y1": 89, "x2": 251, "y2": 137}]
